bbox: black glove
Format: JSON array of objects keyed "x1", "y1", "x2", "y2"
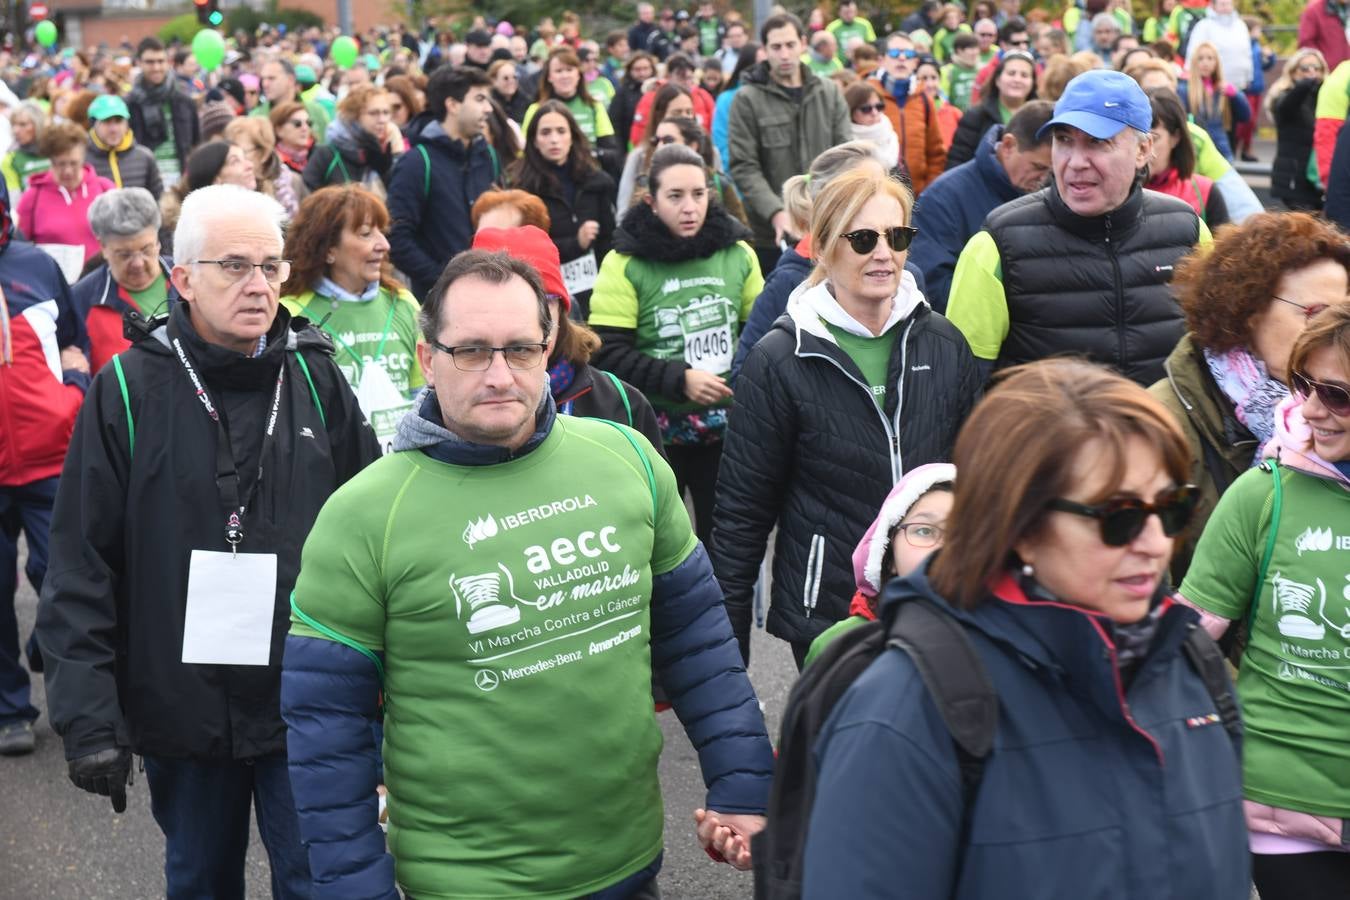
[{"x1": 68, "y1": 747, "x2": 133, "y2": 813}]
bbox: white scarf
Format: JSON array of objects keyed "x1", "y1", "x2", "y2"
[{"x1": 851, "y1": 118, "x2": 901, "y2": 171}]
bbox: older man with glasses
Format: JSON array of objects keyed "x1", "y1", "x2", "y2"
[
  {"x1": 72, "y1": 188, "x2": 177, "y2": 371},
  {"x1": 36, "y1": 183, "x2": 379, "y2": 899}
]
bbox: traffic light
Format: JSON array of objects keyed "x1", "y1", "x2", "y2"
[{"x1": 194, "y1": 0, "x2": 223, "y2": 27}]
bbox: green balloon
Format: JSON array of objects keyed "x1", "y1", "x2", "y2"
[
  {"x1": 34, "y1": 21, "x2": 57, "y2": 48},
  {"x1": 331, "y1": 35, "x2": 359, "y2": 70},
  {"x1": 191, "y1": 28, "x2": 226, "y2": 72}
]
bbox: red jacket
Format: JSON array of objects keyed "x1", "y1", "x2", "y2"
[
  {"x1": 0, "y1": 239, "x2": 89, "y2": 485},
  {"x1": 70, "y1": 258, "x2": 178, "y2": 373},
  {"x1": 629, "y1": 83, "x2": 716, "y2": 147},
  {"x1": 1300, "y1": 0, "x2": 1350, "y2": 70}
]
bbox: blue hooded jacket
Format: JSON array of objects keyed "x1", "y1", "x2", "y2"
[
  {"x1": 802, "y1": 561, "x2": 1249, "y2": 900},
  {"x1": 386, "y1": 115, "x2": 498, "y2": 301},
  {"x1": 909, "y1": 124, "x2": 1022, "y2": 314}
]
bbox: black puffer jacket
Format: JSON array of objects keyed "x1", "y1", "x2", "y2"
[
  {"x1": 711, "y1": 281, "x2": 980, "y2": 658},
  {"x1": 1270, "y1": 78, "x2": 1322, "y2": 210},
  {"x1": 987, "y1": 180, "x2": 1199, "y2": 386},
  {"x1": 36, "y1": 303, "x2": 380, "y2": 761},
  {"x1": 302, "y1": 119, "x2": 397, "y2": 193}
]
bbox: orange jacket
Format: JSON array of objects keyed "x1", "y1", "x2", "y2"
[{"x1": 876, "y1": 84, "x2": 946, "y2": 196}]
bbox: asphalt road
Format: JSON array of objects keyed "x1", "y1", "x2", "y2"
[{"x1": 0, "y1": 545, "x2": 797, "y2": 900}]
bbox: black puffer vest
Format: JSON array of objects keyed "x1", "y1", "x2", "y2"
[{"x1": 986, "y1": 181, "x2": 1199, "y2": 386}]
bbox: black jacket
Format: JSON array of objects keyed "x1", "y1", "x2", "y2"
[
  {"x1": 1270, "y1": 79, "x2": 1321, "y2": 209},
  {"x1": 36, "y1": 303, "x2": 380, "y2": 762},
  {"x1": 518, "y1": 163, "x2": 616, "y2": 316},
  {"x1": 127, "y1": 78, "x2": 200, "y2": 169},
  {"x1": 302, "y1": 119, "x2": 396, "y2": 193},
  {"x1": 711, "y1": 291, "x2": 980, "y2": 657},
  {"x1": 556, "y1": 363, "x2": 666, "y2": 460},
  {"x1": 609, "y1": 80, "x2": 645, "y2": 157},
  {"x1": 945, "y1": 102, "x2": 1000, "y2": 170},
  {"x1": 493, "y1": 88, "x2": 530, "y2": 124},
  {"x1": 987, "y1": 180, "x2": 1198, "y2": 386}
]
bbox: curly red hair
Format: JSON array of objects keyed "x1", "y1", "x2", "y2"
[{"x1": 1172, "y1": 212, "x2": 1350, "y2": 354}]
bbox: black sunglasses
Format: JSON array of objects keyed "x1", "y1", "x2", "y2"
[
  {"x1": 855, "y1": 102, "x2": 885, "y2": 114},
  {"x1": 1292, "y1": 371, "x2": 1350, "y2": 416},
  {"x1": 1047, "y1": 484, "x2": 1198, "y2": 547},
  {"x1": 840, "y1": 226, "x2": 918, "y2": 254}
]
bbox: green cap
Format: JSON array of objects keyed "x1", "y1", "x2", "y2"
[
  {"x1": 295, "y1": 63, "x2": 318, "y2": 85},
  {"x1": 88, "y1": 94, "x2": 130, "y2": 121}
]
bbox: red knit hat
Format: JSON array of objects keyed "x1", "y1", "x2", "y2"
[{"x1": 471, "y1": 226, "x2": 571, "y2": 313}]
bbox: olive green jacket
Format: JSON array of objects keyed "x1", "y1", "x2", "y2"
[{"x1": 1148, "y1": 333, "x2": 1259, "y2": 583}]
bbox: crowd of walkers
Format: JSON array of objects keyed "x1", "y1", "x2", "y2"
[{"x1": 1, "y1": 1, "x2": 1348, "y2": 898}]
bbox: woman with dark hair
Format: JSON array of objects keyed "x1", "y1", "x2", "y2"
[
  {"x1": 1181, "y1": 305, "x2": 1350, "y2": 899},
  {"x1": 508, "y1": 100, "x2": 616, "y2": 319},
  {"x1": 303, "y1": 85, "x2": 405, "y2": 198},
  {"x1": 279, "y1": 185, "x2": 420, "y2": 452},
  {"x1": 523, "y1": 48, "x2": 622, "y2": 177},
  {"x1": 590, "y1": 144, "x2": 764, "y2": 549},
  {"x1": 1148, "y1": 212, "x2": 1350, "y2": 579},
  {"x1": 1145, "y1": 88, "x2": 1229, "y2": 227},
  {"x1": 1265, "y1": 49, "x2": 1327, "y2": 212},
  {"x1": 945, "y1": 49, "x2": 1037, "y2": 168},
  {"x1": 158, "y1": 141, "x2": 257, "y2": 256},
  {"x1": 383, "y1": 74, "x2": 425, "y2": 131},
  {"x1": 488, "y1": 58, "x2": 529, "y2": 123},
  {"x1": 642, "y1": 116, "x2": 747, "y2": 226},
  {"x1": 712, "y1": 41, "x2": 762, "y2": 167},
  {"x1": 616, "y1": 83, "x2": 696, "y2": 209},
  {"x1": 608, "y1": 51, "x2": 658, "y2": 155},
  {"x1": 804, "y1": 358, "x2": 1248, "y2": 898}
]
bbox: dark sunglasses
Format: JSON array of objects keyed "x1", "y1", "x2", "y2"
[
  {"x1": 1009, "y1": 38, "x2": 1031, "y2": 47},
  {"x1": 1291, "y1": 371, "x2": 1350, "y2": 416},
  {"x1": 288, "y1": 118, "x2": 311, "y2": 128},
  {"x1": 855, "y1": 102, "x2": 885, "y2": 114},
  {"x1": 887, "y1": 47, "x2": 918, "y2": 59},
  {"x1": 840, "y1": 226, "x2": 918, "y2": 254},
  {"x1": 1047, "y1": 484, "x2": 1198, "y2": 547}
]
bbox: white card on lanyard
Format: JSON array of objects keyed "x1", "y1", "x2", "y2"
[{"x1": 181, "y1": 550, "x2": 278, "y2": 666}]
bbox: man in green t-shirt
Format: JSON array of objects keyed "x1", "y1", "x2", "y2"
[
  {"x1": 825, "y1": 0, "x2": 877, "y2": 63},
  {"x1": 281, "y1": 250, "x2": 773, "y2": 898}
]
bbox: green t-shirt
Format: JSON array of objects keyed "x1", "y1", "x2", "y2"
[
  {"x1": 587, "y1": 74, "x2": 616, "y2": 108},
  {"x1": 823, "y1": 320, "x2": 901, "y2": 409},
  {"x1": 589, "y1": 240, "x2": 763, "y2": 412},
  {"x1": 940, "y1": 62, "x2": 978, "y2": 112},
  {"x1": 290, "y1": 416, "x2": 696, "y2": 898},
  {"x1": 698, "y1": 17, "x2": 722, "y2": 57},
  {"x1": 151, "y1": 102, "x2": 180, "y2": 185},
  {"x1": 1180, "y1": 464, "x2": 1350, "y2": 818},
  {"x1": 128, "y1": 273, "x2": 169, "y2": 318},
  {"x1": 826, "y1": 17, "x2": 877, "y2": 63},
  {"x1": 280, "y1": 286, "x2": 424, "y2": 452}
]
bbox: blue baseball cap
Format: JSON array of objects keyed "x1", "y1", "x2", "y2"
[{"x1": 1037, "y1": 70, "x2": 1151, "y2": 141}]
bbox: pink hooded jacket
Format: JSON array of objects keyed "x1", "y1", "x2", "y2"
[
  {"x1": 1181, "y1": 394, "x2": 1347, "y2": 851},
  {"x1": 16, "y1": 165, "x2": 115, "y2": 264}
]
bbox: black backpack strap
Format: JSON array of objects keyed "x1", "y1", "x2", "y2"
[
  {"x1": 886, "y1": 597, "x2": 998, "y2": 873},
  {"x1": 1180, "y1": 624, "x2": 1243, "y2": 752}
]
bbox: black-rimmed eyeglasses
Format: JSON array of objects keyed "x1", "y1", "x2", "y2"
[{"x1": 428, "y1": 340, "x2": 549, "y2": 371}]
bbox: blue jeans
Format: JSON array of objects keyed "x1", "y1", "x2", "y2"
[
  {"x1": 143, "y1": 753, "x2": 312, "y2": 899},
  {"x1": 0, "y1": 477, "x2": 57, "y2": 726}
]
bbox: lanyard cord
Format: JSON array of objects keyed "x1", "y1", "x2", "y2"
[
  {"x1": 312, "y1": 289, "x2": 398, "y2": 379},
  {"x1": 172, "y1": 336, "x2": 286, "y2": 552}
]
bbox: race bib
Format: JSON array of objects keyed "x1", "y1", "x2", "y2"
[
  {"x1": 356, "y1": 363, "x2": 413, "y2": 455},
  {"x1": 561, "y1": 252, "x2": 598, "y2": 297},
  {"x1": 679, "y1": 295, "x2": 736, "y2": 374}
]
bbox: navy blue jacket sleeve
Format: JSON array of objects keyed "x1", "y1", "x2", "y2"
[
  {"x1": 281, "y1": 635, "x2": 399, "y2": 900},
  {"x1": 386, "y1": 149, "x2": 443, "y2": 297},
  {"x1": 649, "y1": 543, "x2": 775, "y2": 814},
  {"x1": 732, "y1": 272, "x2": 793, "y2": 385},
  {"x1": 1326, "y1": 120, "x2": 1350, "y2": 231},
  {"x1": 803, "y1": 649, "x2": 964, "y2": 899},
  {"x1": 909, "y1": 181, "x2": 964, "y2": 314}
]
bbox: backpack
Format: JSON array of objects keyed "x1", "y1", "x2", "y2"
[
  {"x1": 751, "y1": 592, "x2": 1242, "y2": 900},
  {"x1": 1175, "y1": 6, "x2": 1205, "y2": 58}
]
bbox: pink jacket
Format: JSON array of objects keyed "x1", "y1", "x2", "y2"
[
  {"x1": 1180, "y1": 394, "x2": 1347, "y2": 850},
  {"x1": 16, "y1": 165, "x2": 115, "y2": 264}
]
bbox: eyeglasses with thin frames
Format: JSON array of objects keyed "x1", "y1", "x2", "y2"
[
  {"x1": 1274, "y1": 295, "x2": 1329, "y2": 320},
  {"x1": 428, "y1": 340, "x2": 549, "y2": 371},
  {"x1": 194, "y1": 258, "x2": 292, "y2": 284},
  {"x1": 893, "y1": 522, "x2": 944, "y2": 549}
]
